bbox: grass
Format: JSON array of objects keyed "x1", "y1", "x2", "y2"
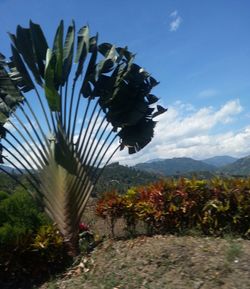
[{"x1": 225, "y1": 240, "x2": 243, "y2": 262}]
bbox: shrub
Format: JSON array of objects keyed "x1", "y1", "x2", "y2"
[
  {"x1": 78, "y1": 222, "x2": 96, "y2": 253},
  {"x1": 0, "y1": 224, "x2": 70, "y2": 288},
  {"x1": 0, "y1": 189, "x2": 48, "y2": 248},
  {"x1": 32, "y1": 225, "x2": 66, "y2": 262},
  {"x1": 0, "y1": 189, "x2": 71, "y2": 288},
  {"x1": 0, "y1": 190, "x2": 9, "y2": 201},
  {"x1": 96, "y1": 191, "x2": 125, "y2": 237},
  {"x1": 96, "y1": 177, "x2": 250, "y2": 238}
]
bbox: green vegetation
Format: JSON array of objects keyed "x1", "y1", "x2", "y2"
[
  {"x1": 95, "y1": 162, "x2": 161, "y2": 195},
  {"x1": 222, "y1": 155, "x2": 250, "y2": 176},
  {"x1": 0, "y1": 173, "x2": 19, "y2": 193},
  {"x1": 0, "y1": 188, "x2": 46, "y2": 246},
  {"x1": 0, "y1": 187, "x2": 71, "y2": 288},
  {"x1": 225, "y1": 240, "x2": 243, "y2": 263}
]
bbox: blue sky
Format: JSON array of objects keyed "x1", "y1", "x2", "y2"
[{"x1": 1, "y1": 0, "x2": 250, "y2": 165}]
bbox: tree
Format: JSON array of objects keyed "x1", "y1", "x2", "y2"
[{"x1": 0, "y1": 21, "x2": 166, "y2": 256}]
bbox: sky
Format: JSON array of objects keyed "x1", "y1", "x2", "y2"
[{"x1": 0, "y1": 0, "x2": 250, "y2": 165}]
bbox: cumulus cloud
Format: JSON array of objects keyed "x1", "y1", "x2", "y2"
[
  {"x1": 112, "y1": 99, "x2": 248, "y2": 165},
  {"x1": 169, "y1": 10, "x2": 182, "y2": 32}
]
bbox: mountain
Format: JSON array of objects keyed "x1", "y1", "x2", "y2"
[
  {"x1": 0, "y1": 170, "x2": 25, "y2": 193},
  {"x1": 95, "y1": 162, "x2": 161, "y2": 194},
  {"x1": 221, "y1": 155, "x2": 250, "y2": 176},
  {"x1": 145, "y1": 158, "x2": 164, "y2": 164},
  {"x1": 0, "y1": 165, "x2": 19, "y2": 174},
  {"x1": 202, "y1": 156, "x2": 238, "y2": 167},
  {"x1": 134, "y1": 157, "x2": 216, "y2": 176}
]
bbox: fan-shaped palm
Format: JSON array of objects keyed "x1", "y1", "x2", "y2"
[{"x1": 0, "y1": 21, "x2": 166, "y2": 256}]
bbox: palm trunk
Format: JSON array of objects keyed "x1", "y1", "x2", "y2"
[{"x1": 64, "y1": 233, "x2": 80, "y2": 257}]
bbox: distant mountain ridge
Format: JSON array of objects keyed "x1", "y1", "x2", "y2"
[
  {"x1": 134, "y1": 155, "x2": 250, "y2": 177},
  {"x1": 202, "y1": 156, "x2": 238, "y2": 167},
  {"x1": 134, "y1": 157, "x2": 216, "y2": 176},
  {"x1": 0, "y1": 165, "x2": 18, "y2": 174},
  {"x1": 2, "y1": 155, "x2": 250, "y2": 182},
  {"x1": 144, "y1": 158, "x2": 164, "y2": 164}
]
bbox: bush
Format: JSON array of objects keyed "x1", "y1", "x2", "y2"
[
  {"x1": 0, "y1": 189, "x2": 71, "y2": 288},
  {"x1": 96, "y1": 177, "x2": 250, "y2": 238},
  {"x1": 96, "y1": 191, "x2": 125, "y2": 237},
  {"x1": 32, "y1": 225, "x2": 65, "y2": 262},
  {"x1": 0, "y1": 190, "x2": 9, "y2": 201},
  {"x1": 0, "y1": 189, "x2": 48, "y2": 247}
]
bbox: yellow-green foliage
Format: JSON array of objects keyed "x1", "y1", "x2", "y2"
[
  {"x1": 32, "y1": 224, "x2": 66, "y2": 263},
  {"x1": 33, "y1": 224, "x2": 63, "y2": 250},
  {"x1": 96, "y1": 177, "x2": 250, "y2": 237}
]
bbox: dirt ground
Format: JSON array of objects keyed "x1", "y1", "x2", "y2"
[{"x1": 40, "y1": 234, "x2": 250, "y2": 289}]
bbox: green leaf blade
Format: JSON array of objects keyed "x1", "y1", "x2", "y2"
[
  {"x1": 29, "y1": 20, "x2": 49, "y2": 77},
  {"x1": 62, "y1": 21, "x2": 75, "y2": 85},
  {"x1": 10, "y1": 45, "x2": 35, "y2": 92},
  {"x1": 53, "y1": 20, "x2": 64, "y2": 88},
  {"x1": 44, "y1": 49, "x2": 61, "y2": 111},
  {"x1": 74, "y1": 25, "x2": 89, "y2": 80},
  {"x1": 15, "y1": 25, "x2": 43, "y2": 85}
]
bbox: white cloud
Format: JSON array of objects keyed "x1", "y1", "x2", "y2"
[
  {"x1": 112, "y1": 99, "x2": 248, "y2": 165},
  {"x1": 3, "y1": 99, "x2": 248, "y2": 170},
  {"x1": 169, "y1": 10, "x2": 182, "y2": 32},
  {"x1": 170, "y1": 10, "x2": 178, "y2": 18},
  {"x1": 198, "y1": 89, "x2": 219, "y2": 98},
  {"x1": 170, "y1": 17, "x2": 182, "y2": 32},
  {"x1": 173, "y1": 100, "x2": 196, "y2": 112}
]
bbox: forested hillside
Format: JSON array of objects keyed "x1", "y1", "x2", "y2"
[{"x1": 95, "y1": 163, "x2": 160, "y2": 195}]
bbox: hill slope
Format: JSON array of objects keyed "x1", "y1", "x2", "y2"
[
  {"x1": 40, "y1": 235, "x2": 250, "y2": 289},
  {"x1": 95, "y1": 163, "x2": 160, "y2": 194},
  {"x1": 0, "y1": 163, "x2": 160, "y2": 196},
  {"x1": 221, "y1": 155, "x2": 250, "y2": 176}
]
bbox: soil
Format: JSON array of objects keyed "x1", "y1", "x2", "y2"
[{"x1": 40, "y1": 234, "x2": 250, "y2": 289}]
